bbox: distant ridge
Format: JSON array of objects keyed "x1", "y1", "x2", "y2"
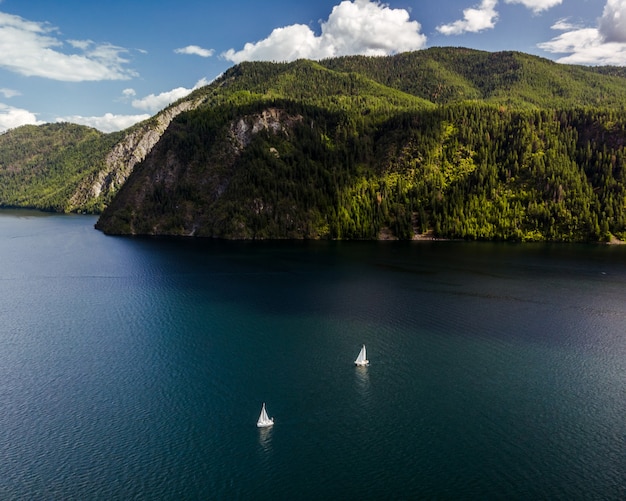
[{"x1": 320, "y1": 48, "x2": 626, "y2": 107}]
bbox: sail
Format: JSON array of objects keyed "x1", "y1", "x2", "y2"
[
  {"x1": 257, "y1": 403, "x2": 274, "y2": 427},
  {"x1": 354, "y1": 344, "x2": 369, "y2": 366}
]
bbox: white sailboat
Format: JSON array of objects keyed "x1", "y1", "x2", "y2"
[
  {"x1": 354, "y1": 344, "x2": 369, "y2": 366},
  {"x1": 256, "y1": 402, "x2": 274, "y2": 428}
]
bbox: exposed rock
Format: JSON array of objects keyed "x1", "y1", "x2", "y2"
[
  {"x1": 68, "y1": 97, "x2": 205, "y2": 210},
  {"x1": 229, "y1": 108, "x2": 303, "y2": 151}
]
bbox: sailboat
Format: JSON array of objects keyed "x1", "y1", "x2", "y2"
[
  {"x1": 354, "y1": 344, "x2": 369, "y2": 366},
  {"x1": 256, "y1": 402, "x2": 274, "y2": 428}
]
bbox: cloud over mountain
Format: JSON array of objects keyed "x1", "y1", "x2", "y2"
[
  {"x1": 0, "y1": 102, "x2": 43, "y2": 131},
  {"x1": 599, "y1": 0, "x2": 626, "y2": 43},
  {"x1": 130, "y1": 78, "x2": 209, "y2": 113},
  {"x1": 222, "y1": 0, "x2": 426, "y2": 63},
  {"x1": 55, "y1": 113, "x2": 150, "y2": 133},
  {"x1": 538, "y1": 0, "x2": 626, "y2": 65},
  {"x1": 437, "y1": 0, "x2": 498, "y2": 35}
]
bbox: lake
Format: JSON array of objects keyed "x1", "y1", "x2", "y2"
[{"x1": 1, "y1": 210, "x2": 625, "y2": 500}]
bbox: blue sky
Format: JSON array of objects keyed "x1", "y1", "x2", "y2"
[{"x1": 0, "y1": 0, "x2": 624, "y2": 133}]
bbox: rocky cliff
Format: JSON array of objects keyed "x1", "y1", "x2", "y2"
[
  {"x1": 0, "y1": 95, "x2": 206, "y2": 213},
  {"x1": 68, "y1": 98, "x2": 206, "y2": 212}
]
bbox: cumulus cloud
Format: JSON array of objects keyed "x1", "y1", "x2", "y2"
[
  {"x1": 504, "y1": 0, "x2": 562, "y2": 14},
  {"x1": 538, "y1": 0, "x2": 626, "y2": 65},
  {"x1": 132, "y1": 88, "x2": 191, "y2": 113},
  {"x1": 319, "y1": 0, "x2": 426, "y2": 56},
  {"x1": 55, "y1": 112, "x2": 151, "y2": 133},
  {"x1": 0, "y1": 11, "x2": 137, "y2": 81},
  {"x1": 174, "y1": 45, "x2": 214, "y2": 57},
  {"x1": 223, "y1": 24, "x2": 325, "y2": 63},
  {"x1": 599, "y1": 0, "x2": 626, "y2": 43},
  {"x1": 437, "y1": 0, "x2": 498, "y2": 35},
  {"x1": 131, "y1": 77, "x2": 210, "y2": 113},
  {"x1": 0, "y1": 103, "x2": 44, "y2": 133},
  {"x1": 222, "y1": 0, "x2": 426, "y2": 63},
  {"x1": 538, "y1": 28, "x2": 626, "y2": 65}
]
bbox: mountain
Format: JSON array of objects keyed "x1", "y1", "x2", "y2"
[
  {"x1": 321, "y1": 48, "x2": 626, "y2": 108},
  {"x1": 0, "y1": 96, "x2": 204, "y2": 213},
  {"x1": 2, "y1": 47, "x2": 626, "y2": 241}
]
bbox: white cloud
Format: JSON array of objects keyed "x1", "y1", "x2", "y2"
[
  {"x1": 132, "y1": 88, "x2": 191, "y2": 113},
  {"x1": 0, "y1": 11, "x2": 137, "y2": 81},
  {"x1": 599, "y1": 0, "x2": 626, "y2": 43},
  {"x1": 437, "y1": 0, "x2": 498, "y2": 36},
  {"x1": 174, "y1": 45, "x2": 214, "y2": 57},
  {"x1": 550, "y1": 18, "x2": 581, "y2": 31},
  {"x1": 223, "y1": 24, "x2": 324, "y2": 63},
  {"x1": 0, "y1": 103, "x2": 44, "y2": 133},
  {"x1": 437, "y1": 0, "x2": 562, "y2": 36},
  {"x1": 504, "y1": 0, "x2": 562, "y2": 14},
  {"x1": 131, "y1": 78, "x2": 210, "y2": 113},
  {"x1": 55, "y1": 112, "x2": 151, "y2": 133},
  {"x1": 67, "y1": 39, "x2": 91, "y2": 51},
  {"x1": 193, "y1": 77, "x2": 211, "y2": 88},
  {"x1": 538, "y1": 28, "x2": 626, "y2": 65},
  {"x1": 222, "y1": 0, "x2": 426, "y2": 63},
  {"x1": 320, "y1": 0, "x2": 426, "y2": 55},
  {"x1": 122, "y1": 88, "x2": 136, "y2": 98},
  {"x1": 538, "y1": 0, "x2": 626, "y2": 65},
  {"x1": 0, "y1": 87, "x2": 20, "y2": 98}
]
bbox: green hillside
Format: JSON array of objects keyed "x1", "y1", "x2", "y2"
[
  {"x1": 321, "y1": 48, "x2": 626, "y2": 108},
  {"x1": 96, "y1": 53, "x2": 626, "y2": 241},
  {"x1": 0, "y1": 123, "x2": 123, "y2": 212},
  {"x1": 0, "y1": 103, "x2": 196, "y2": 213},
  {"x1": 2, "y1": 47, "x2": 626, "y2": 241}
]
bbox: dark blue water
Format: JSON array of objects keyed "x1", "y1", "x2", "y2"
[{"x1": 1, "y1": 210, "x2": 625, "y2": 500}]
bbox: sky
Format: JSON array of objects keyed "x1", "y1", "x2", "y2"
[{"x1": 0, "y1": 0, "x2": 624, "y2": 134}]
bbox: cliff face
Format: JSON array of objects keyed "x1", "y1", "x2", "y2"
[
  {"x1": 0, "y1": 93, "x2": 207, "y2": 213},
  {"x1": 96, "y1": 107, "x2": 306, "y2": 237},
  {"x1": 95, "y1": 98, "x2": 626, "y2": 242},
  {"x1": 230, "y1": 108, "x2": 303, "y2": 150},
  {"x1": 67, "y1": 98, "x2": 205, "y2": 212}
]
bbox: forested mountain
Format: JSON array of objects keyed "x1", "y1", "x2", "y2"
[
  {"x1": 321, "y1": 48, "x2": 626, "y2": 108},
  {"x1": 0, "y1": 123, "x2": 119, "y2": 212},
  {"x1": 0, "y1": 97, "x2": 204, "y2": 213},
  {"x1": 2, "y1": 47, "x2": 626, "y2": 241}
]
